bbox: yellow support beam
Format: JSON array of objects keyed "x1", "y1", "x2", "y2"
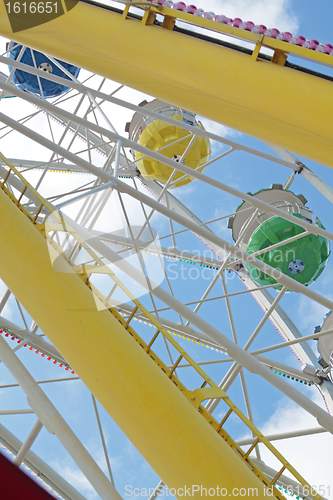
[
  {"x1": 0, "y1": 2, "x2": 332, "y2": 167},
  {"x1": 0, "y1": 187, "x2": 271, "y2": 498},
  {"x1": 0, "y1": 156, "x2": 322, "y2": 500}
]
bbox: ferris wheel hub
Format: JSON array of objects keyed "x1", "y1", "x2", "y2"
[
  {"x1": 288, "y1": 259, "x2": 305, "y2": 274},
  {"x1": 38, "y1": 62, "x2": 53, "y2": 73}
]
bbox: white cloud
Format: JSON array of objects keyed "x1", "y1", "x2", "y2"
[
  {"x1": 51, "y1": 461, "x2": 99, "y2": 500},
  {"x1": 199, "y1": 117, "x2": 235, "y2": 139},
  {"x1": 105, "y1": 0, "x2": 299, "y2": 33},
  {"x1": 251, "y1": 392, "x2": 333, "y2": 499},
  {"x1": 296, "y1": 296, "x2": 329, "y2": 332},
  {"x1": 196, "y1": 0, "x2": 299, "y2": 33},
  {"x1": 198, "y1": 116, "x2": 242, "y2": 153}
]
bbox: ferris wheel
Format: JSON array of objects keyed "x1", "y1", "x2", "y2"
[{"x1": 0, "y1": 1, "x2": 332, "y2": 499}]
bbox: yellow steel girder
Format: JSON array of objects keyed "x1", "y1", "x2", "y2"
[
  {"x1": 0, "y1": 2, "x2": 332, "y2": 167},
  {"x1": 0, "y1": 3, "x2": 330, "y2": 497},
  {"x1": 0, "y1": 176, "x2": 273, "y2": 499}
]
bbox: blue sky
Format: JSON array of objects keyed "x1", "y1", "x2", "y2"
[{"x1": 0, "y1": 0, "x2": 332, "y2": 499}]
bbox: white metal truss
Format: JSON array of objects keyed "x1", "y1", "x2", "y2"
[{"x1": 0, "y1": 38, "x2": 332, "y2": 500}]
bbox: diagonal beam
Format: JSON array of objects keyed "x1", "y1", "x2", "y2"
[
  {"x1": 64, "y1": 215, "x2": 333, "y2": 433},
  {"x1": 1, "y1": 109, "x2": 333, "y2": 310},
  {"x1": 237, "y1": 427, "x2": 327, "y2": 446},
  {"x1": 0, "y1": 55, "x2": 302, "y2": 172},
  {"x1": 0, "y1": 78, "x2": 332, "y2": 245}
]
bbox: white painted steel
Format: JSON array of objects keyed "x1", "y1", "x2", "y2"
[
  {"x1": 13, "y1": 419, "x2": 43, "y2": 466},
  {"x1": 62, "y1": 214, "x2": 333, "y2": 433},
  {"x1": 0, "y1": 46, "x2": 332, "y2": 497},
  {"x1": 0, "y1": 334, "x2": 123, "y2": 500}
]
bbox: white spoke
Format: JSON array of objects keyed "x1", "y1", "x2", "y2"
[{"x1": 0, "y1": 22, "x2": 332, "y2": 496}]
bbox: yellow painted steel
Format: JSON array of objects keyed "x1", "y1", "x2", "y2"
[
  {"x1": 136, "y1": 116, "x2": 211, "y2": 186},
  {"x1": 0, "y1": 2, "x2": 330, "y2": 494},
  {"x1": 0, "y1": 155, "x2": 324, "y2": 499},
  {"x1": 0, "y1": 2, "x2": 333, "y2": 167},
  {"x1": 0, "y1": 187, "x2": 270, "y2": 498}
]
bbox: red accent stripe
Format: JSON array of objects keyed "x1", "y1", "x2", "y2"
[{"x1": 0, "y1": 453, "x2": 54, "y2": 499}]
